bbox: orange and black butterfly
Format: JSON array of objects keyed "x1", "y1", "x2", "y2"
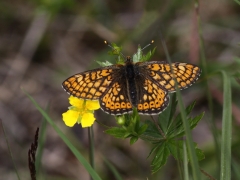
[{"x1": 62, "y1": 47, "x2": 201, "y2": 115}]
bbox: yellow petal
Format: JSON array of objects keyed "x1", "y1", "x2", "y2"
[
  {"x1": 85, "y1": 100, "x2": 100, "y2": 110},
  {"x1": 62, "y1": 110, "x2": 79, "y2": 127},
  {"x1": 69, "y1": 96, "x2": 84, "y2": 107},
  {"x1": 81, "y1": 113, "x2": 96, "y2": 128}
]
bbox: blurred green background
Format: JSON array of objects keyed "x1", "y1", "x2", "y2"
[{"x1": 1, "y1": 0, "x2": 240, "y2": 179}]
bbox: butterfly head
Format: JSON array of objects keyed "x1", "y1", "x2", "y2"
[{"x1": 125, "y1": 56, "x2": 132, "y2": 63}]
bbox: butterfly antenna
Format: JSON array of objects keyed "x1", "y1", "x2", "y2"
[
  {"x1": 104, "y1": 40, "x2": 125, "y2": 58},
  {"x1": 132, "y1": 40, "x2": 154, "y2": 58},
  {"x1": 141, "y1": 40, "x2": 154, "y2": 51}
]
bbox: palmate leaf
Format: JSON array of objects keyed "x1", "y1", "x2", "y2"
[
  {"x1": 151, "y1": 142, "x2": 170, "y2": 173},
  {"x1": 168, "y1": 140, "x2": 205, "y2": 161},
  {"x1": 147, "y1": 99, "x2": 204, "y2": 173},
  {"x1": 105, "y1": 127, "x2": 130, "y2": 139},
  {"x1": 150, "y1": 139, "x2": 204, "y2": 173},
  {"x1": 167, "y1": 101, "x2": 204, "y2": 138},
  {"x1": 141, "y1": 120, "x2": 164, "y2": 143}
]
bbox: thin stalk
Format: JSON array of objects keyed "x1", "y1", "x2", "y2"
[{"x1": 88, "y1": 126, "x2": 95, "y2": 171}]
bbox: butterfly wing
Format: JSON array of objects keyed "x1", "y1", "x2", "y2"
[
  {"x1": 136, "y1": 78, "x2": 169, "y2": 115},
  {"x1": 100, "y1": 81, "x2": 133, "y2": 115},
  {"x1": 140, "y1": 61, "x2": 201, "y2": 92},
  {"x1": 62, "y1": 65, "x2": 121, "y2": 100}
]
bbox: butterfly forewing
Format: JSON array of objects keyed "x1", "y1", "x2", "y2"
[
  {"x1": 62, "y1": 66, "x2": 120, "y2": 100},
  {"x1": 141, "y1": 61, "x2": 201, "y2": 92}
]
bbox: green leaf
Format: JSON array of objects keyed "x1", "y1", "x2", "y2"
[
  {"x1": 168, "y1": 139, "x2": 184, "y2": 160},
  {"x1": 183, "y1": 100, "x2": 196, "y2": 116},
  {"x1": 158, "y1": 102, "x2": 172, "y2": 134},
  {"x1": 106, "y1": 43, "x2": 125, "y2": 64},
  {"x1": 105, "y1": 127, "x2": 129, "y2": 139},
  {"x1": 96, "y1": 60, "x2": 113, "y2": 67},
  {"x1": 130, "y1": 136, "x2": 138, "y2": 145},
  {"x1": 142, "y1": 120, "x2": 164, "y2": 141},
  {"x1": 151, "y1": 142, "x2": 170, "y2": 173},
  {"x1": 170, "y1": 112, "x2": 204, "y2": 138},
  {"x1": 107, "y1": 43, "x2": 122, "y2": 55},
  {"x1": 167, "y1": 100, "x2": 201, "y2": 138},
  {"x1": 174, "y1": 100, "x2": 196, "y2": 125},
  {"x1": 137, "y1": 124, "x2": 148, "y2": 135},
  {"x1": 190, "y1": 112, "x2": 205, "y2": 129},
  {"x1": 195, "y1": 144, "x2": 205, "y2": 161},
  {"x1": 168, "y1": 140, "x2": 204, "y2": 161},
  {"x1": 141, "y1": 47, "x2": 156, "y2": 62},
  {"x1": 132, "y1": 45, "x2": 143, "y2": 63},
  {"x1": 147, "y1": 143, "x2": 162, "y2": 158},
  {"x1": 158, "y1": 94, "x2": 177, "y2": 133}
]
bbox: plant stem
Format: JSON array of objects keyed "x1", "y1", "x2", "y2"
[{"x1": 88, "y1": 126, "x2": 95, "y2": 180}]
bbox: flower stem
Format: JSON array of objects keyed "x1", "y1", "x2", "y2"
[{"x1": 88, "y1": 126, "x2": 95, "y2": 180}]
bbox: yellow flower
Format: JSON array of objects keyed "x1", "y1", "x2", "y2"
[{"x1": 62, "y1": 96, "x2": 100, "y2": 128}]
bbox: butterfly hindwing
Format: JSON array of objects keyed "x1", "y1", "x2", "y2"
[
  {"x1": 136, "y1": 78, "x2": 169, "y2": 115},
  {"x1": 100, "y1": 82, "x2": 133, "y2": 115}
]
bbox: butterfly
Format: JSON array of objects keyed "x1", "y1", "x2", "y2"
[{"x1": 62, "y1": 54, "x2": 201, "y2": 115}]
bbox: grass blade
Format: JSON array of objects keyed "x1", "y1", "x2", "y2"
[
  {"x1": 103, "y1": 157, "x2": 123, "y2": 180},
  {"x1": 36, "y1": 107, "x2": 48, "y2": 176},
  {"x1": 220, "y1": 71, "x2": 232, "y2": 180}
]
